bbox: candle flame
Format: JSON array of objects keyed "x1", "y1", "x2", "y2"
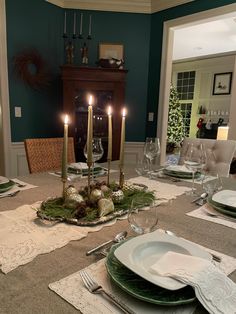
[
  {"x1": 88, "y1": 95, "x2": 93, "y2": 105},
  {"x1": 64, "y1": 114, "x2": 69, "y2": 124},
  {"x1": 122, "y1": 108, "x2": 126, "y2": 117},
  {"x1": 108, "y1": 106, "x2": 112, "y2": 115}
]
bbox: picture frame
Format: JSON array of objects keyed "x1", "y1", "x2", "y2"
[
  {"x1": 212, "y1": 72, "x2": 232, "y2": 95},
  {"x1": 99, "y1": 43, "x2": 124, "y2": 60}
]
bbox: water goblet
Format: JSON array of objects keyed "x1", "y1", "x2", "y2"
[
  {"x1": 144, "y1": 137, "x2": 161, "y2": 175},
  {"x1": 84, "y1": 137, "x2": 104, "y2": 180},
  {"x1": 184, "y1": 143, "x2": 206, "y2": 195},
  {"x1": 128, "y1": 195, "x2": 158, "y2": 235},
  {"x1": 135, "y1": 155, "x2": 149, "y2": 176}
]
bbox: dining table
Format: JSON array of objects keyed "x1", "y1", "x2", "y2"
[{"x1": 0, "y1": 162, "x2": 235, "y2": 314}]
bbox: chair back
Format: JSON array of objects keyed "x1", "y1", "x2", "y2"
[
  {"x1": 24, "y1": 137, "x2": 76, "y2": 173},
  {"x1": 179, "y1": 138, "x2": 236, "y2": 177}
]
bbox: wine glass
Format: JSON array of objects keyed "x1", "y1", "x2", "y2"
[
  {"x1": 84, "y1": 137, "x2": 104, "y2": 180},
  {"x1": 128, "y1": 195, "x2": 158, "y2": 235},
  {"x1": 135, "y1": 156, "x2": 149, "y2": 176},
  {"x1": 184, "y1": 143, "x2": 206, "y2": 195},
  {"x1": 144, "y1": 137, "x2": 161, "y2": 174}
]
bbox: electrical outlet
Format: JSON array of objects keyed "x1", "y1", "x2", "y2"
[
  {"x1": 148, "y1": 112, "x2": 154, "y2": 122},
  {"x1": 15, "y1": 107, "x2": 22, "y2": 118}
]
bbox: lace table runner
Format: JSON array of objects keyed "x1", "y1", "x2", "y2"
[
  {"x1": 128, "y1": 177, "x2": 191, "y2": 200},
  {"x1": 187, "y1": 204, "x2": 236, "y2": 229},
  {"x1": 0, "y1": 178, "x2": 190, "y2": 273},
  {"x1": 49, "y1": 245, "x2": 236, "y2": 314}
]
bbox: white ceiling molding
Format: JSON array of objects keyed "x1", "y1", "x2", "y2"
[
  {"x1": 151, "y1": 0, "x2": 194, "y2": 13},
  {"x1": 46, "y1": 0, "x2": 194, "y2": 14}
]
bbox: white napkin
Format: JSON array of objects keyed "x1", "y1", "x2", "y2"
[
  {"x1": 150, "y1": 252, "x2": 236, "y2": 314},
  {"x1": 165, "y1": 165, "x2": 192, "y2": 173}
]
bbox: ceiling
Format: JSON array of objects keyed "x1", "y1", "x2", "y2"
[
  {"x1": 46, "y1": 0, "x2": 194, "y2": 14},
  {"x1": 173, "y1": 15, "x2": 236, "y2": 60}
]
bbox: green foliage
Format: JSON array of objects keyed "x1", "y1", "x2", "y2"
[
  {"x1": 167, "y1": 85, "x2": 185, "y2": 144},
  {"x1": 39, "y1": 188, "x2": 155, "y2": 222}
]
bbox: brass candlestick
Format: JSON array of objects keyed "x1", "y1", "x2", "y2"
[
  {"x1": 107, "y1": 159, "x2": 111, "y2": 186},
  {"x1": 87, "y1": 162, "x2": 92, "y2": 199},
  {"x1": 62, "y1": 178, "x2": 67, "y2": 199},
  {"x1": 119, "y1": 168, "x2": 124, "y2": 189}
]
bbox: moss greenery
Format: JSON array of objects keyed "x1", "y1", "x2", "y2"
[{"x1": 39, "y1": 182, "x2": 155, "y2": 223}]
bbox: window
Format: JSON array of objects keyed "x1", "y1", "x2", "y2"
[
  {"x1": 181, "y1": 103, "x2": 192, "y2": 137},
  {"x1": 177, "y1": 71, "x2": 195, "y2": 100}
]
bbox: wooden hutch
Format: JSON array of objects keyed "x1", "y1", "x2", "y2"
[{"x1": 61, "y1": 66, "x2": 128, "y2": 161}]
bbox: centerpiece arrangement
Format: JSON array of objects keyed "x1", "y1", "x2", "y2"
[{"x1": 37, "y1": 95, "x2": 155, "y2": 226}]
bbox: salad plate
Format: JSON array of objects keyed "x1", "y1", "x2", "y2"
[
  {"x1": 114, "y1": 230, "x2": 211, "y2": 290},
  {"x1": 106, "y1": 243, "x2": 196, "y2": 305}
]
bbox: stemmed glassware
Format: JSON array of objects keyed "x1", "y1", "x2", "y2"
[
  {"x1": 202, "y1": 149, "x2": 222, "y2": 196},
  {"x1": 84, "y1": 137, "x2": 104, "y2": 180},
  {"x1": 184, "y1": 143, "x2": 206, "y2": 195},
  {"x1": 128, "y1": 195, "x2": 158, "y2": 235},
  {"x1": 144, "y1": 137, "x2": 161, "y2": 174}
]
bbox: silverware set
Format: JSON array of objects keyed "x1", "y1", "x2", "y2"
[
  {"x1": 0, "y1": 190, "x2": 20, "y2": 198},
  {"x1": 80, "y1": 270, "x2": 135, "y2": 314}
]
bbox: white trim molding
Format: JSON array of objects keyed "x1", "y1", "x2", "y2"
[
  {"x1": 46, "y1": 0, "x2": 194, "y2": 14},
  {"x1": 0, "y1": 0, "x2": 12, "y2": 177},
  {"x1": 158, "y1": 3, "x2": 236, "y2": 165},
  {"x1": 9, "y1": 141, "x2": 144, "y2": 177}
]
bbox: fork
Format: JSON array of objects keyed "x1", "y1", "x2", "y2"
[
  {"x1": 80, "y1": 270, "x2": 135, "y2": 314},
  {"x1": 0, "y1": 190, "x2": 20, "y2": 198}
]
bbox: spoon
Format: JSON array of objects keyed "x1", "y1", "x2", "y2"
[
  {"x1": 191, "y1": 192, "x2": 208, "y2": 204},
  {"x1": 86, "y1": 231, "x2": 127, "y2": 256}
]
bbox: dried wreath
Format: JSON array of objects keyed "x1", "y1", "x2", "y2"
[{"x1": 13, "y1": 49, "x2": 51, "y2": 90}]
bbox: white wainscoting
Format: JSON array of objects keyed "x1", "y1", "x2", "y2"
[{"x1": 10, "y1": 141, "x2": 145, "y2": 177}]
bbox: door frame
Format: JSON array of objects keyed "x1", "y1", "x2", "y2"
[
  {"x1": 158, "y1": 3, "x2": 236, "y2": 165},
  {"x1": 0, "y1": 0, "x2": 11, "y2": 176}
]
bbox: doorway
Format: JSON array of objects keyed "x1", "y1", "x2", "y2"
[{"x1": 157, "y1": 3, "x2": 236, "y2": 165}]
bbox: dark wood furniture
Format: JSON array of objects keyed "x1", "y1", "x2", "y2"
[{"x1": 61, "y1": 66, "x2": 128, "y2": 161}]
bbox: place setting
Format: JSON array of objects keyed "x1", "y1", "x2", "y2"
[
  {"x1": 187, "y1": 184, "x2": 236, "y2": 229},
  {"x1": 0, "y1": 176, "x2": 37, "y2": 198},
  {"x1": 49, "y1": 194, "x2": 236, "y2": 314}
]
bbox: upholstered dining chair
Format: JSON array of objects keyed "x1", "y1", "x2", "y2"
[
  {"x1": 24, "y1": 137, "x2": 76, "y2": 173},
  {"x1": 178, "y1": 137, "x2": 236, "y2": 177}
]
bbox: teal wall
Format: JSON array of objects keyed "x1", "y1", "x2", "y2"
[
  {"x1": 147, "y1": 0, "x2": 236, "y2": 137},
  {"x1": 6, "y1": 0, "x2": 236, "y2": 142},
  {"x1": 6, "y1": 1, "x2": 150, "y2": 142},
  {"x1": 6, "y1": 0, "x2": 64, "y2": 141}
]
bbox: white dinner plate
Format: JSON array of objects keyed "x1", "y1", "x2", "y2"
[
  {"x1": 114, "y1": 231, "x2": 211, "y2": 291},
  {"x1": 212, "y1": 190, "x2": 236, "y2": 208},
  {"x1": 0, "y1": 176, "x2": 9, "y2": 185}
]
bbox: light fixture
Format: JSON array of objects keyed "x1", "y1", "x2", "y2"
[{"x1": 217, "y1": 126, "x2": 229, "y2": 140}]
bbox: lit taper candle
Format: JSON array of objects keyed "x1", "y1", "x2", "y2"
[
  {"x1": 62, "y1": 114, "x2": 69, "y2": 181},
  {"x1": 107, "y1": 106, "x2": 112, "y2": 160},
  {"x1": 119, "y1": 108, "x2": 126, "y2": 169},
  {"x1": 87, "y1": 95, "x2": 93, "y2": 166}
]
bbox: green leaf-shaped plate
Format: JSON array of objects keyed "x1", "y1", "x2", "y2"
[
  {"x1": 207, "y1": 197, "x2": 236, "y2": 218},
  {"x1": 105, "y1": 243, "x2": 196, "y2": 306},
  {"x1": 163, "y1": 169, "x2": 201, "y2": 179},
  {"x1": 0, "y1": 180, "x2": 15, "y2": 193}
]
